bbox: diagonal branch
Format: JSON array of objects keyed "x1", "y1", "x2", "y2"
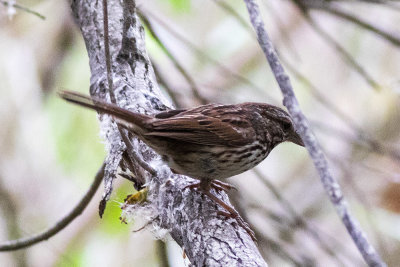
[
  {"x1": 141, "y1": 8, "x2": 278, "y2": 103},
  {"x1": 290, "y1": 0, "x2": 380, "y2": 90},
  {"x1": 302, "y1": 14, "x2": 380, "y2": 90},
  {"x1": 138, "y1": 10, "x2": 208, "y2": 105},
  {"x1": 242, "y1": 0, "x2": 386, "y2": 266},
  {"x1": 307, "y1": 2, "x2": 400, "y2": 47},
  {"x1": 0, "y1": 163, "x2": 105, "y2": 251},
  {"x1": 210, "y1": 0, "x2": 400, "y2": 164},
  {"x1": 0, "y1": 0, "x2": 45, "y2": 20}
]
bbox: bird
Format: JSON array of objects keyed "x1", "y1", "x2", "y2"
[{"x1": 59, "y1": 90, "x2": 304, "y2": 240}]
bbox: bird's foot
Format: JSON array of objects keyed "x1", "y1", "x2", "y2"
[
  {"x1": 184, "y1": 180, "x2": 237, "y2": 193},
  {"x1": 212, "y1": 180, "x2": 238, "y2": 192}
]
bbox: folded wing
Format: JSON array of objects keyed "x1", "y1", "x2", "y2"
[{"x1": 145, "y1": 104, "x2": 256, "y2": 146}]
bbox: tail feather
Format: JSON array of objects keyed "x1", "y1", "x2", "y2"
[{"x1": 59, "y1": 90, "x2": 151, "y2": 131}]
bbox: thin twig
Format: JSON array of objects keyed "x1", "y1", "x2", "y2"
[
  {"x1": 265, "y1": 2, "x2": 303, "y2": 60},
  {"x1": 314, "y1": 0, "x2": 400, "y2": 11},
  {"x1": 307, "y1": 20, "x2": 380, "y2": 90},
  {"x1": 141, "y1": 8, "x2": 278, "y2": 103},
  {"x1": 280, "y1": 55, "x2": 400, "y2": 163},
  {"x1": 252, "y1": 169, "x2": 355, "y2": 265},
  {"x1": 213, "y1": 0, "x2": 400, "y2": 164},
  {"x1": 102, "y1": 0, "x2": 157, "y2": 178},
  {"x1": 120, "y1": 132, "x2": 157, "y2": 176},
  {"x1": 308, "y1": 2, "x2": 400, "y2": 47},
  {"x1": 257, "y1": 231, "x2": 308, "y2": 266},
  {"x1": 139, "y1": 11, "x2": 208, "y2": 105},
  {"x1": 212, "y1": 0, "x2": 253, "y2": 32},
  {"x1": 102, "y1": 0, "x2": 114, "y2": 103},
  {"x1": 337, "y1": 157, "x2": 390, "y2": 261},
  {"x1": 292, "y1": 1, "x2": 380, "y2": 90},
  {"x1": 0, "y1": 163, "x2": 105, "y2": 251},
  {"x1": 311, "y1": 119, "x2": 400, "y2": 163},
  {"x1": 242, "y1": 1, "x2": 386, "y2": 266},
  {"x1": 151, "y1": 58, "x2": 181, "y2": 108},
  {"x1": 0, "y1": 0, "x2": 45, "y2": 20},
  {"x1": 214, "y1": 0, "x2": 300, "y2": 60},
  {"x1": 229, "y1": 191, "x2": 309, "y2": 266}
]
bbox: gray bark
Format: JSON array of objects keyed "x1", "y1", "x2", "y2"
[{"x1": 70, "y1": 0, "x2": 267, "y2": 266}]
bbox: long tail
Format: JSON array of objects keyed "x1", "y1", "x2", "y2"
[{"x1": 59, "y1": 90, "x2": 151, "y2": 131}]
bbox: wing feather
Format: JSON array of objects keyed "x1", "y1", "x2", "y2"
[{"x1": 145, "y1": 104, "x2": 255, "y2": 146}]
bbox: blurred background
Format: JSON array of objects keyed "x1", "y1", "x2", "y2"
[{"x1": 0, "y1": 0, "x2": 399, "y2": 266}]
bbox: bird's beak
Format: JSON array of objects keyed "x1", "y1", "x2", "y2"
[{"x1": 290, "y1": 131, "x2": 304, "y2": 147}]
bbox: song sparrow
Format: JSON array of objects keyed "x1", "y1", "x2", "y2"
[{"x1": 60, "y1": 90, "x2": 304, "y2": 240}]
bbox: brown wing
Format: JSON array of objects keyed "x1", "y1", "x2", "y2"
[
  {"x1": 154, "y1": 109, "x2": 187, "y2": 119},
  {"x1": 144, "y1": 104, "x2": 256, "y2": 146}
]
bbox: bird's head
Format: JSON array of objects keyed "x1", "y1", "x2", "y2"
[{"x1": 253, "y1": 103, "x2": 304, "y2": 147}]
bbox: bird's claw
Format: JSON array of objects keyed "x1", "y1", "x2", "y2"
[{"x1": 183, "y1": 180, "x2": 237, "y2": 193}]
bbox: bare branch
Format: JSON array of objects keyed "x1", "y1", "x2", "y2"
[
  {"x1": 0, "y1": 0, "x2": 45, "y2": 20},
  {"x1": 307, "y1": 2, "x2": 400, "y2": 47},
  {"x1": 291, "y1": 1, "x2": 381, "y2": 90},
  {"x1": 212, "y1": 0, "x2": 253, "y2": 32},
  {"x1": 242, "y1": 0, "x2": 386, "y2": 266},
  {"x1": 252, "y1": 169, "x2": 356, "y2": 265},
  {"x1": 151, "y1": 59, "x2": 181, "y2": 107},
  {"x1": 212, "y1": 0, "x2": 400, "y2": 164},
  {"x1": 0, "y1": 163, "x2": 105, "y2": 251},
  {"x1": 141, "y1": 8, "x2": 278, "y2": 103},
  {"x1": 138, "y1": 10, "x2": 208, "y2": 105}
]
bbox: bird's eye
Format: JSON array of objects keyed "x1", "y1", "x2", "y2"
[{"x1": 282, "y1": 121, "x2": 291, "y2": 131}]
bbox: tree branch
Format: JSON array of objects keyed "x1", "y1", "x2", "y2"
[
  {"x1": 242, "y1": 0, "x2": 386, "y2": 266},
  {"x1": 307, "y1": 1, "x2": 400, "y2": 47},
  {"x1": 70, "y1": 0, "x2": 266, "y2": 265},
  {"x1": 141, "y1": 8, "x2": 278, "y2": 103},
  {"x1": 0, "y1": 163, "x2": 105, "y2": 251},
  {"x1": 138, "y1": 10, "x2": 208, "y2": 105},
  {"x1": 0, "y1": 0, "x2": 45, "y2": 20}
]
